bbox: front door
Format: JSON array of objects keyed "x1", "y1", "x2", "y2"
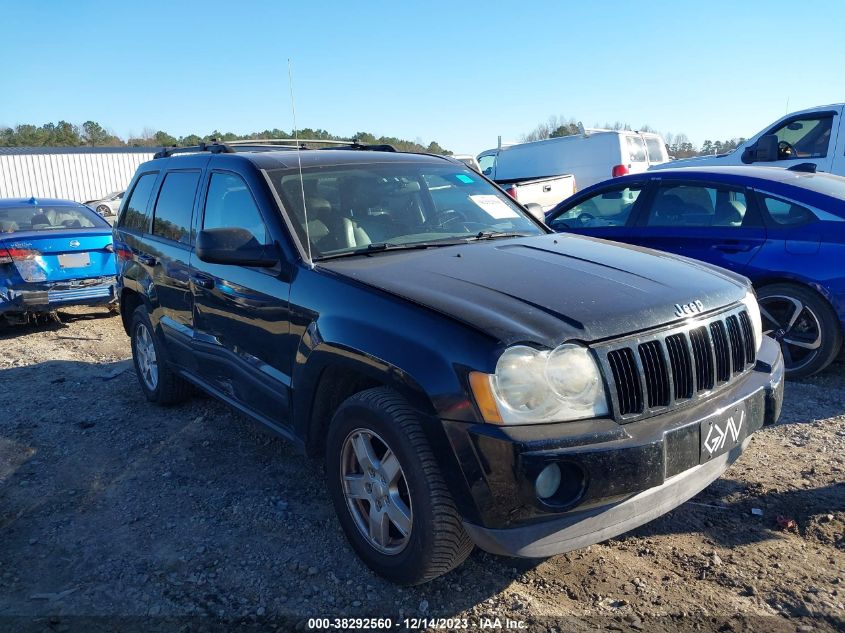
[
  {"x1": 190, "y1": 170, "x2": 294, "y2": 429},
  {"x1": 753, "y1": 112, "x2": 836, "y2": 173}
]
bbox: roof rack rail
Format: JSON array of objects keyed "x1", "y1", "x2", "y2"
[
  {"x1": 228, "y1": 138, "x2": 397, "y2": 152},
  {"x1": 153, "y1": 140, "x2": 234, "y2": 159},
  {"x1": 153, "y1": 138, "x2": 399, "y2": 159}
]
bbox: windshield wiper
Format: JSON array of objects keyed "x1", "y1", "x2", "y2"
[
  {"x1": 466, "y1": 230, "x2": 532, "y2": 242},
  {"x1": 315, "y1": 240, "x2": 464, "y2": 261}
]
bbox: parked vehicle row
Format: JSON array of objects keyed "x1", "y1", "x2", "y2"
[{"x1": 112, "y1": 141, "x2": 783, "y2": 585}]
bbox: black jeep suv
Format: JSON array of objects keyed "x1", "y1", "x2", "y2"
[{"x1": 114, "y1": 142, "x2": 784, "y2": 585}]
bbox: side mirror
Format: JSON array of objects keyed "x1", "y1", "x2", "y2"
[
  {"x1": 742, "y1": 134, "x2": 778, "y2": 164},
  {"x1": 523, "y1": 203, "x2": 545, "y2": 221},
  {"x1": 196, "y1": 227, "x2": 278, "y2": 268}
]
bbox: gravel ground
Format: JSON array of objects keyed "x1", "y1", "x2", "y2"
[{"x1": 0, "y1": 307, "x2": 842, "y2": 632}]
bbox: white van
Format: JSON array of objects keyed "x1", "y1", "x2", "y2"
[
  {"x1": 477, "y1": 129, "x2": 670, "y2": 191},
  {"x1": 649, "y1": 103, "x2": 845, "y2": 176}
]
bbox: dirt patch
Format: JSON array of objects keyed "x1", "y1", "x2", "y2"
[{"x1": 0, "y1": 307, "x2": 842, "y2": 631}]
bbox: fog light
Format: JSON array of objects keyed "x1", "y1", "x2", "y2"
[{"x1": 535, "y1": 463, "x2": 561, "y2": 499}]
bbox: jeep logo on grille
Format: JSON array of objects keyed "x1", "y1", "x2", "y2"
[{"x1": 674, "y1": 299, "x2": 704, "y2": 318}]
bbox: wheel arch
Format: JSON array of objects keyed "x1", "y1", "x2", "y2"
[{"x1": 298, "y1": 348, "x2": 437, "y2": 457}]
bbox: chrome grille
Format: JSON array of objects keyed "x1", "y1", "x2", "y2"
[{"x1": 597, "y1": 305, "x2": 757, "y2": 422}]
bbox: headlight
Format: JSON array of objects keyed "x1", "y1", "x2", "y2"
[
  {"x1": 741, "y1": 290, "x2": 763, "y2": 352},
  {"x1": 470, "y1": 344, "x2": 608, "y2": 424}
]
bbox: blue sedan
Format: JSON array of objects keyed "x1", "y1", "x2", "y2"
[
  {"x1": 545, "y1": 166, "x2": 845, "y2": 377},
  {"x1": 0, "y1": 197, "x2": 117, "y2": 323}
]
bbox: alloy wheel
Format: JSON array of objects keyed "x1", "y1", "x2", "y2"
[
  {"x1": 134, "y1": 323, "x2": 159, "y2": 390},
  {"x1": 758, "y1": 294, "x2": 822, "y2": 372},
  {"x1": 340, "y1": 428, "x2": 413, "y2": 555}
]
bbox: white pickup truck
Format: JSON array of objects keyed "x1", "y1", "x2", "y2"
[
  {"x1": 495, "y1": 173, "x2": 577, "y2": 215},
  {"x1": 651, "y1": 103, "x2": 845, "y2": 175}
]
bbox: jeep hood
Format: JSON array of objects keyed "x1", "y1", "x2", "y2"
[{"x1": 319, "y1": 233, "x2": 749, "y2": 347}]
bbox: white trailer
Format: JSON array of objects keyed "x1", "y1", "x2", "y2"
[{"x1": 0, "y1": 147, "x2": 154, "y2": 203}]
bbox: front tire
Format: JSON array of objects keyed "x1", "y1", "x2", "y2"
[
  {"x1": 326, "y1": 387, "x2": 473, "y2": 585},
  {"x1": 96, "y1": 204, "x2": 111, "y2": 217},
  {"x1": 130, "y1": 305, "x2": 190, "y2": 404},
  {"x1": 757, "y1": 283, "x2": 842, "y2": 378}
]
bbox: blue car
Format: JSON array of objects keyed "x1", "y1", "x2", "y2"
[
  {"x1": 545, "y1": 166, "x2": 845, "y2": 377},
  {"x1": 0, "y1": 197, "x2": 117, "y2": 323}
]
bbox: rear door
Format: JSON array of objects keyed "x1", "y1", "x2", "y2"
[
  {"x1": 624, "y1": 134, "x2": 650, "y2": 175},
  {"x1": 142, "y1": 163, "x2": 205, "y2": 367},
  {"x1": 190, "y1": 169, "x2": 295, "y2": 430},
  {"x1": 629, "y1": 179, "x2": 767, "y2": 275}
]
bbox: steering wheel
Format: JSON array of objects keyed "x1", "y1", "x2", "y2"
[
  {"x1": 439, "y1": 209, "x2": 469, "y2": 228},
  {"x1": 577, "y1": 213, "x2": 596, "y2": 226},
  {"x1": 778, "y1": 140, "x2": 797, "y2": 159}
]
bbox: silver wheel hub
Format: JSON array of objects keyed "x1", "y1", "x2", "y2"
[
  {"x1": 134, "y1": 323, "x2": 159, "y2": 390},
  {"x1": 340, "y1": 428, "x2": 413, "y2": 555}
]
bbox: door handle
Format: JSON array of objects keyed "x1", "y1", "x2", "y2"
[
  {"x1": 190, "y1": 273, "x2": 215, "y2": 289},
  {"x1": 712, "y1": 242, "x2": 753, "y2": 253},
  {"x1": 136, "y1": 253, "x2": 157, "y2": 266},
  {"x1": 542, "y1": 184, "x2": 552, "y2": 192}
]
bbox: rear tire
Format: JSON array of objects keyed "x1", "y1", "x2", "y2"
[
  {"x1": 130, "y1": 305, "x2": 191, "y2": 404},
  {"x1": 325, "y1": 387, "x2": 473, "y2": 585},
  {"x1": 96, "y1": 204, "x2": 111, "y2": 217},
  {"x1": 757, "y1": 283, "x2": 842, "y2": 378}
]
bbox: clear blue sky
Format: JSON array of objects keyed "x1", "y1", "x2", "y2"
[{"x1": 2, "y1": 0, "x2": 844, "y2": 153}]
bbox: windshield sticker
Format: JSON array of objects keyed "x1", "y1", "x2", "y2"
[
  {"x1": 469, "y1": 194, "x2": 520, "y2": 219},
  {"x1": 455, "y1": 174, "x2": 475, "y2": 184}
]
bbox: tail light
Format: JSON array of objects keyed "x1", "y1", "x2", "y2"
[
  {"x1": 2, "y1": 247, "x2": 39, "y2": 261},
  {"x1": 503, "y1": 185, "x2": 518, "y2": 201},
  {"x1": 114, "y1": 242, "x2": 133, "y2": 261},
  {"x1": 612, "y1": 164, "x2": 629, "y2": 178}
]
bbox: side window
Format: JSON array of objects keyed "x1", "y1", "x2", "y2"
[
  {"x1": 203, "y1": 172, "x2": 269, "y2": 245},
  {"x1": 549, "y1": 185, "x2": 643, "y2": 229},
  {"x1": 118, "y1": 172, "x2": 158, "y2": 232},
  {"x1": 769, "y1": 116, "x2": 833, "y2": 160},
  {"x1": 626, "y1": 136, "x2": 647, "y2": 163},
  {"x1": 152, "y1": 171, "x2": 201, "y2": 244},
  {"x1": 478, "y1": 154, "x2": 496, "y2": 176},
  {"x1": 646, "y1": 184, "x2": 748, "y2": 227},
  {"x1": 760, "y1": 195, "x2": 816, "y2": 226}
]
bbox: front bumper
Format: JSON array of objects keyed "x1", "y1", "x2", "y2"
[
  {"x1": 447, "y1": 336, "x2": 784, "y2": 558},
  {"x1": 0, "y1": 277, "x2": 116, "y2": 314}
]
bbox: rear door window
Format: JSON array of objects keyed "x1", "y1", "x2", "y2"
[
  {"x1": 645, "y1": 184, "x2": 748, "y2": 227},
  {"x1": 118, "y1": 172, "x2": 158, "y2": 232},
  {"x1": 626, "y1": 136, "x2": 647, "y2": 163},
  {"x1": 760, "y1": 195, "x2": 817, "y2": 226},
  {"x1": 152, "y1": 171, "x2": 201, "y2": 244},
  {"x1": 644, "y1": 137, "x2": 666, "y2": 163}
]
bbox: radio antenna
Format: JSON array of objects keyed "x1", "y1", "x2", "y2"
[{"x1": 288, "y1": 58, "x2": 313, "y2": 267}]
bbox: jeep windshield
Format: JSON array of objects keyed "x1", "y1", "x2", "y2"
[{"x1": 266, "y1": 163, "x2": 545, "y2": 260}]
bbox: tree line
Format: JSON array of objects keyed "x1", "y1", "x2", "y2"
[
  {"x1": 0, "y1": 120, "x2": 452, "y2": 155},
  {"x1": 522, "y1": 116, "x2": 746, "y2": 158}
]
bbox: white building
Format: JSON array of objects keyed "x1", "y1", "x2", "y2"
[{"x1": 0, "y1": 147, "x2": 154, "y2": 203}]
